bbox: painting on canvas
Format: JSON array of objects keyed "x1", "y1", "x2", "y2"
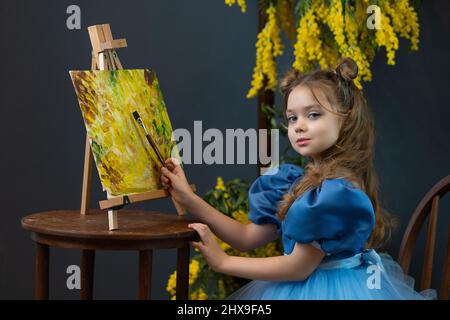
[{"x1": 69, "y1": 69, "x2": 180, "y2": 196}]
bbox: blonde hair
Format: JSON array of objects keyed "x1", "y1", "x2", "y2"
[{"x1": 277, "y1": 58, "x2": 396, "y2": 250}]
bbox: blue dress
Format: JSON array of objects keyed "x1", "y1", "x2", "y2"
[{"x1": 227, "y1": 164, "x2": 436, "y2": 300}]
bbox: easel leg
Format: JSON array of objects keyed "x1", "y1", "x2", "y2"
[
  {"x1": 176, "y1": 244, "x2": 190, "y2": 300},
  {"x1": 80, "y1": 250, "x2": 95, "y2": 300},
  {"x1": 108, "y1": 210, "x2": 118, "y2": 230},
  {"x1": 171, "y1": 196, "x2": 187, "y2": 216},
  {"x1": 35, "y1": 242, "x2": 49, "y2": 300},
  {"x1": 80, "y1": 136, "x2": 93, "y2": 215},
  {"x1": 138, "y1": 250, "x2": 153, "y2": 300}
]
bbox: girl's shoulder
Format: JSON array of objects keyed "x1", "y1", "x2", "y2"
[
  {"x1": 333, "y1": 176, "x2": 364, "y2": 191},
  {"x1": 283, "y1": 177, "x2": 375, "y2": 255},
  {"x1": 256, "y1": 164, "x2": 366, "y2": 199},
  {"x1": 247, "y1": 163, "x2": 304, "y2": 229},
  {"x1": 263, "y1": 163, "x2": 304, "y2": 177},
  {"x1": 252, "y1": 163, "x2": 304, "y2": 190}
]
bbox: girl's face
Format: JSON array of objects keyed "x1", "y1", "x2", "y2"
[{"x1": 286, "y1": 85, "x2": 342, "y2": 162}]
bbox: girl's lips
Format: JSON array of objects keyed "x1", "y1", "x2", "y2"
[{"x1": 296, "y1": 139, "x2": 311, "y2": 146}]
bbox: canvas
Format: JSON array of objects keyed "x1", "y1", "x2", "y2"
[{"x1": 69, "y1": 69, "x2": 180, "y2": 196}]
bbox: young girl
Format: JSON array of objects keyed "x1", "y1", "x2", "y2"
[{"x1": 161, "y1": 58, "x2": 435, "y2": 300}]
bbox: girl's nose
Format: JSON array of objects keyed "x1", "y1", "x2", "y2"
[{"x1": 294, "y1": 119, "x2": 307, "y2": 132}]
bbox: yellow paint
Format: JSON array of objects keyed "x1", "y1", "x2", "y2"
[{"x1": 70, "y1": 69, "x2": 180, "y2": 196}]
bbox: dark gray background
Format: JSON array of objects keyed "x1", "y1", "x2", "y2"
[{"x1": 0, "y1": 0, "x2": 449, "y2": 299}]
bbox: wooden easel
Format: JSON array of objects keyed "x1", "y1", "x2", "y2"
[{"x1": 81, "y1": 24, "x2": 195, "y2": 230}]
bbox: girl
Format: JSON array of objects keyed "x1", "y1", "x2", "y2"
[{"x1": 161, "y1": 58, "x2": 435, "y2": 299}]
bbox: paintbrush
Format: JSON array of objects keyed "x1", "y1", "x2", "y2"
[
  {"x1": 133, "y1": 111, "x2": 177, "y2": 172},
  {"x1": 132, "y1": 110, "x2": 187, "y2": 215},
  {"x1": 132, "y1": 111, "x2": 165, "y2": 166}
]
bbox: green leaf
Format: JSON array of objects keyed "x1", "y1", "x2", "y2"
[{"x1": 295, "y1": 0, "x2": 312, "y2": 19}]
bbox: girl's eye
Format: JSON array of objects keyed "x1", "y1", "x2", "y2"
[
  {"x1": 308, "y1": 112, "x2": 321, "y2": 120},
  {"x1": 287, "y1": 115, "x2": 297, "y2": 124}
]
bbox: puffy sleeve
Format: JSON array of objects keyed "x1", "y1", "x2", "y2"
[
  {"x1": 283, "y1": 179, "x2": 375, "y2": 255},
  {"x1": 248, "y1": 164, "x2": 304, "y2": 232}
]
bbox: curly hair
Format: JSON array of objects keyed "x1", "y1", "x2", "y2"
[{"x1": 277, "y1": 57, "x2": 396, "y2": 250}]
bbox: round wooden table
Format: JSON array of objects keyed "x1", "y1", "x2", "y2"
[{"x1": 21, "y1": 209, "x2": 198, "y2": 300}]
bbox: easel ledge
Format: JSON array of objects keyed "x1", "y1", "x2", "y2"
[{"x1": 99, "y1": 184, "x2": 197, "y2": 210}]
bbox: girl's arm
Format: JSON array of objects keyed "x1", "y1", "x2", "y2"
[
  {"x1": 161, "y1": 159, "x2": 278, "y2": 252},
  {"x1": 220, "y1": 243, "x2": 325, "y2": 281},
  {"x1": 190, "y1": 223, "x2": 325, "y2": 282},
  {"x1": 185, "y1": 193, "x2": 278, "y2": 252}
]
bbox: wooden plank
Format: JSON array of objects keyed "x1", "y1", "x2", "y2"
[
  {"x1": 398, "y1": 175, "x2": 450, "y2": 274},
  {"x1": 88, "y1": 25, "x2": 106, "y2": 55},
  {"x1": 99, "y1": 184, "x2": 197, "y2": 210},
  {"x1": 98, "y1": 52, "x2": 108, "y2": 71},
  {"x1": 100, "y1": 39, "x2": 128, "y2": 51},
  {"x1": 101, "y1": 25, "x2": 116, "y2": 70},
  {"x1": 91, "y1": 52, "x2": 97, "y2": 70},
  {"x1": 80, "y1": 137, "x2": 93, "y2": 215},
  {"x1": 108, "y1": 210, "x2": 118, "y2": 230},
  {"x1": 81, "y1": 25, "x2": 104, "y2": 216},
  {"x1": 138, "y1": 250, "x2": 153, "y2": 299},
  {"x1": 440, "y1": 225, "x2": 450, "y2": 299},
  {"x1": 106, "y1": 50, "x2": 116, "y2": 70},
  {"x1": 100, "y1": 190, "x2": 170, "y2": 210},
  {"x1": 82, "y1": 26, "x2": 108, "y2": 216},
  {"x1": 112, "y1": 51, "x2": 123, "y2": 69},
  {"x1": 420, "y1": 196, "x2": 439, "y2": 290},
  {"x1": 172, "y1": 197, "x2": 187, "y2": 216},
  {"x1": 80, "y1": 250, "x2": 95, "y2": 299},
  {"x1": 176, "y1": 245, "x2": 190, "y2": 300},
  {"x1": 101, "y1": 24, "x2": 113, "y2": 41},
  {"x1": 35, "y1": 242, "x2": 49, "y2": 300}
]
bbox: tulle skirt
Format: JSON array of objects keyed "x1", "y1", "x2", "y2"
[{"x1": 227, "y1": 252, "x2": 436, "y2": 300}]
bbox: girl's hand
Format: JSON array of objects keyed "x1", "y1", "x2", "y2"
[
  {"x1": 160, "y1": 158, "x2": 195, "y2": 206},
  {"x1": 188, "y1": 223, "x2": 229, "y2": 273}
]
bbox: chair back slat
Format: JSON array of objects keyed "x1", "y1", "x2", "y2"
[
  {"x1": 398, "y1": 174, "x2": 450, "y2": 299},
  {"x1": 420, "y1": 196, "x2": 439, "y2": 291},
  {"x1": 440, "y1": 225, "x2": 450, "y2": 300}
]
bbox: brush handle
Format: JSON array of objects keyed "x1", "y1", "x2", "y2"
[
  {"x1": 145, "y1": 134, "x2": 165, "y2": 165},
  {"x1": 133, "y1": 111, "x2": 165, "y2": 166}
]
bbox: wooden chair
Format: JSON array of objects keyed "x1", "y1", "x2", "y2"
[{"x1": 398, "y1": 174, "x2": 450, "y2": 299}]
